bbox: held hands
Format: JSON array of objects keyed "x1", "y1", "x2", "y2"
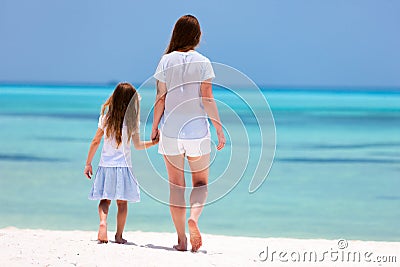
[
  {"x1": 152, "y1": 135, "x2": 160, "y2": 145},
  {"x1": 151, "y1": 128, "x2": 160, "y2": 144},
  {"x1": 84, "y1": 164, "x2": 93, "y2": 179}
]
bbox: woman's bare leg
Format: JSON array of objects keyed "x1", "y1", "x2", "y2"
[
  {"x1": 98, "y1": 199, "x2": 111, "y2": 243},
  {"x1": 187, "y1": 153, "x2": 210, "y2": 252},
  {"x1": 115, "y1": 200, "x2": 128, "y2": 244},
  {"x1": 164, "y1": 154, "x2": 187, "y2": 251}
]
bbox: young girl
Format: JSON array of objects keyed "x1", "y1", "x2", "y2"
[{"x1": 84, "y1": 82, "x2": 158, "y2": 244}]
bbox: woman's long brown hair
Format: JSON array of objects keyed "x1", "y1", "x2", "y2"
[
  {"x1": 165, "y1": 15, "x2": 201, "y2": 54},
  {"x1": 100, "y1": 82, "x2": 139, "y2": 147}
]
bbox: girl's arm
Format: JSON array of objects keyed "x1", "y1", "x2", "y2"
[
  {"x1": 132, "y1": 132, "x2": 159, "y2": 150},
  {"x1": 84, "y1": 128, "x2": 104, "y2": 179},
  {"x1": 200, "y1": 79, "x2": 226, "y2": 150},
  {"x1": 151, "y1": 80, "x2": 167, "y2": 140}
]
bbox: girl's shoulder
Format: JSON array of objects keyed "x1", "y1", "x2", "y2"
[{"x1": 98, "y1": 113, "x2": 106, "y2": 129}]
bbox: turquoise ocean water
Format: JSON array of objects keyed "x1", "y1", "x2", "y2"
[{"x1": 0, "y1": 85, "x2": 399, "y2": 241}]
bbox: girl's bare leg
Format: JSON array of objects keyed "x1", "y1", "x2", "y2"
[
  {"x1": 115, "y1": 200, "x2": 128, "y2": 244},
  {"x1": 98, "y1": 199, "x2": 111, "y2": 243},
  {"x1": 187, "y1": 153, "x2": 210, "y2": 252},
  {"x1": 164, "y1": 154, "x2": 187, "y2": 251}
]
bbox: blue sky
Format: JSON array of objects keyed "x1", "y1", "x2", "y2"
[{"x1": 0, "y1": 0, "x2": 399, "y2": 87}]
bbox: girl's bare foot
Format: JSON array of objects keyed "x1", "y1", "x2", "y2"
[
  {"x1": 173, "y1": 236, "x2": 187, "y2": 251},
  {"x1": 98, "y1": 222, "x2": 108, "y2": 243},
  {"x1": 188, "y1": 219, "x2": 202, "y2": 252},
  {"x1": 115, "y1": 234, "x2": 127, "y2": 244}
]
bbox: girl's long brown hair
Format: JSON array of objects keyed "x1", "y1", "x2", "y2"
[
  {"x1": 165, "y1": 15, "x2": 201, "y2": 54},
  {"x1": 100, "y1": 82, "x2": 139, "y2": 147}
]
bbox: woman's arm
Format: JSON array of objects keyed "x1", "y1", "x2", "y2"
[
  {"x1": 84, "y1": 128, "x2": 104, "y2": 179},
  {"x1": 132, "y1": 132, "x2": 159, "y2": 150},
  {"x1": 151, "y1": 80, "x2": 167, "y2": 140},
  {"x1": 200, "y1": 79, "x2": 226, "y2": 150}
]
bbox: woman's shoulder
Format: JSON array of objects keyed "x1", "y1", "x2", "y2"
[
  {"x1": 158, "y1": 51, "x2": 211, "y2": 67},
  {"x1": 160, "y1": 52, "x2": 177, "y2": 60},
  {"x1": 191, "y1": 51, "x2": 212, "y2": 63}
]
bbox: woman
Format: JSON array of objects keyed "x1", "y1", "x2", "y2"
[{"x1": 151, "y1": 15, "x2": 225, "y2": 252}]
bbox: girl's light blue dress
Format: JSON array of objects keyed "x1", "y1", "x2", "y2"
[{"x1": 89, "y1": 167, "x2": 140, "y2": 202}]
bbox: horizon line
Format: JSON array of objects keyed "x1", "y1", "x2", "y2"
[{"x1": 1, "y1": 81, "x2": 400, "y2": 93}]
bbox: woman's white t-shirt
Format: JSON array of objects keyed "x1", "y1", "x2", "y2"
[
  {"x1": 97, "y1": 115, "x2": 133, "y2": 167},
  {"x1": 154, "y1": 51, "x2": 215, "y2": 139}
]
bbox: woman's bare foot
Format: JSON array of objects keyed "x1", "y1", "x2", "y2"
[
  {"x1": 115, "y1": 234, "x2": 127, "y2": 244},
  {"x1": 98, "y1": 222, "x2": 108, "y2": 243},
  {"x1": 173, "y1": 235, "x2": 187, "y2": 251},
  {"x1": 188, "y1": 219, "x2": 202, "y2": 252}
]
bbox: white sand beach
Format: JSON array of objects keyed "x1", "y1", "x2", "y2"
[{"x1": 1, "y1": 227, "x2": 399, "y2": 267}]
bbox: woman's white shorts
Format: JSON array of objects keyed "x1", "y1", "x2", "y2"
[{"x1": 158, "y1": 133, "x2": 211, "y2": 157}]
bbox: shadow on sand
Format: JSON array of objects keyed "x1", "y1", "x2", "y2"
[
  {"x1": 91, "y1": 239, "x2": 207, "y2": 254},
  {"x1": 142, "y1": 244, "x2": 207, "y2": 254}
]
